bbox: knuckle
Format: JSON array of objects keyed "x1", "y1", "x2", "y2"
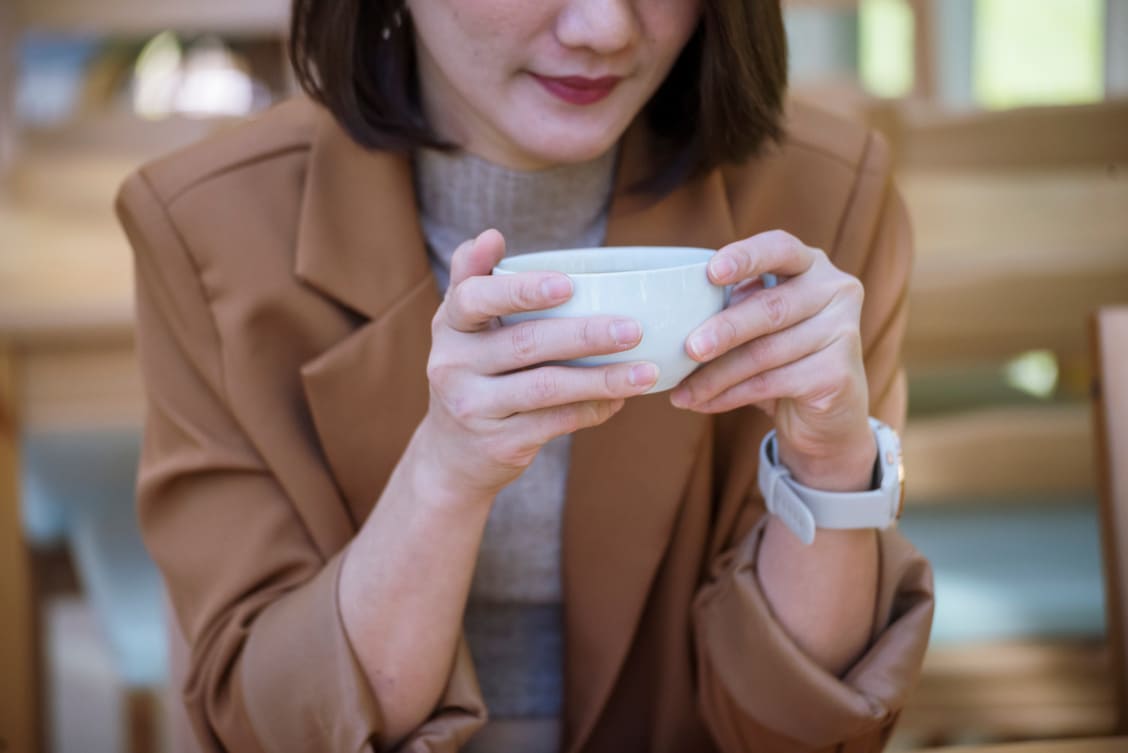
[
  {"x1": 580, "y1": 400, "x2": 612, "y2": 428},
  {"x1": 510, "y1": 321, "x2": 539, "y2": 361},
  {"x1": 837, "y1": 319, "x2": 862, "y2": 344},
  {"x1": 760, "y1": 290, "x2": 788, "y2": 329},
  {"x1": 449, "y1": 381, "x2": 485, "y2": 422},
  {"x1": 602, "y1": 366, "x2": 619, "y2": 395},
  {"x1": 841, "y1": 275, "x2": 865, "y2": 305},
  {"x1": 450, "y1": 282, "x2": 470, "y2": 313},
  {"x1": 718, "y1": 316, "x2": 740, "y2": 350},
  {"x1": 746, "y1": 371, "x2": 771, "y2": 397},
  {"x1": 764, "y1": 229, "x2": 800, "y2": 255},
  {"x1": 575, "y1": 318, "x2": 597, "y2": 349},
  {"x1": 592, "y1": 400, "x2": 616, "y2": 425},
  {"x1": 550, "y1": 406, "x2": 583, "y2": 436},
  {"x1": 448, "y1": 284, "x2": 479, "y2": 323},
  {"x1": 529, "y1": 369, "x2": 559, "y2": 404},
  {"x1": 449, "y1": 394, "x2": 477, "y2": 422},
  {"x1": 509, "y1": 279, "x2": 540, "y2": 311},
  {"x1": 426, "y1": 359, "x2": 455, "y2": 389}
]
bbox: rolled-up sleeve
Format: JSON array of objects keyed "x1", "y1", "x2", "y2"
[
  {"x1": 691, "y1": 132, "x2": 934, "y2": 752},
  {"x1": 117, "y1": 171, "x2": 483, "y2": 753},
  {"x1": 693, "y1": 520, "x2": 933, "y2": 751}
]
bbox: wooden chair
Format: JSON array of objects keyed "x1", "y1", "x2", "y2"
[
  {"x1": 887, "y1": 102, "x2": 1128, "y2": 747},
  {"x1": 874, "y1": 98, "x2": 1128, "y2": 172},
  {"x1": 1092, "y1": 306, "x2": 1128, "y2": 734}
]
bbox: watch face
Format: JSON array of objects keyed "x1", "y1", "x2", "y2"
[{"x1": 873, "y1": 418, "x2": 905, "y2": 520}]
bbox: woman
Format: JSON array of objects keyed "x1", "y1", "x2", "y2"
[{"x1": 117, "y1": 0, "x2": 933, "y2": 751}]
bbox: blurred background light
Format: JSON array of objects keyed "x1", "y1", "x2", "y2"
[
  {"x1": 974, "y1": 0, "x2": 1105, "y2": 108},
  {"x1": 1004, "y1": 350, "x2": 1060, "y2": 400},
  {"x1": 860, "y1": 0, "x2": 914, "y2": 98}
]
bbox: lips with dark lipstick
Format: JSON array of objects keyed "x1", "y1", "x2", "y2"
[{"x1": 531, "y1": 74, "x2": 621, "y2": 105}]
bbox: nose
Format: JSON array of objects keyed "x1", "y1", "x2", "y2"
[{"x1": 555, "y1": 0, "x2": 638, "y2": 55}]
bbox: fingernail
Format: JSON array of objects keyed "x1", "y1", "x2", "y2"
[
  {"x1": 688, "y1": 330, "x2": 717, "y2": 359},
  {"x1": 628, "y1": 362, "x2": 658, "y2": 387},
  {"x1": 541, "y1": 276, "x2": 572, "y2": 300},
  {"x1": 710, "y1": 255, "x2": 737, "y2": 281},
  {"x1": 670, "y1": 386, "x2": 691, "y2": 407},
  {"x1": 610, "y1": 319, "x2": 642, "y2": 346}
]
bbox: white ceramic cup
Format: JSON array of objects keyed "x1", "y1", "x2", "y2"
[{"x1": 493, "y1": 246, "x2": 727, "y2": 393}]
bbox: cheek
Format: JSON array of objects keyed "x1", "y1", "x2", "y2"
[
  {"x1": 643, "y1": 0, "x2": 703, "y2": 55},
  {"x1": 439, "y1": 0, "x2": 548, "y2": 55}
]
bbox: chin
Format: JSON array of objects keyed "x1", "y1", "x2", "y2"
[{"x1": 516, "y1": 126, "x2": 624, "y2": 168}]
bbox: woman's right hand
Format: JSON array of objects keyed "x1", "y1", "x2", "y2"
[{"x1": 416, "y1": 228, "x2": 659, "y2": 502}]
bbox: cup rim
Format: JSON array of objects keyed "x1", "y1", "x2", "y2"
[{"x1": 492, "y1": 245, "x2": 715, "y2": 278}]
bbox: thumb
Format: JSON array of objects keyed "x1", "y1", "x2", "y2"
[{"x1": 449, "y1": 228, "x2": 507, "y2": 291}]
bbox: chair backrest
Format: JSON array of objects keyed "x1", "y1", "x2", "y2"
[
  {"x1": 1092, "y1": 306, "x2": 1128, "y2": 734},
  {"x1": 876, "y1": 98, "x2": 1128, "y2": 172}
]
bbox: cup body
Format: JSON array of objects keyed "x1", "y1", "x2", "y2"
[{"x1": 493, "y1": 246, "x2": 725, "y2": 393}]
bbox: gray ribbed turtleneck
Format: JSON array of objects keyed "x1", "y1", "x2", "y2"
[{"x1": 413, "y1": 146, "x2": 617, "y2": 753}]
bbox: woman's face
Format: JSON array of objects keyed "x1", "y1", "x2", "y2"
[{"x1": 407, "y1": 0, "x2": 702, "y2": 169}]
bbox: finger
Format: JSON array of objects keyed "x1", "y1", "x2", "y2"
[
  {"x1": 707, "y1": 230, "x2": 821, "y2": 286},
  {"x1": 444, "y1": 271, "x2": 573, "y2": 332},
  {"x1": 684, "y1": 273, "x2": 832, "y2": 362},
  {"x1": 681, "y1": 339, "x2": 853, "y2": 414},
  {"x1": 449, "y1": 229, "x2": 508, "y2": 291},
  {"x1": 504, "y1": 398, "x2": 627, "y2": 448},
  {"x1": 674, "y1": 313, "x2": 834, "y2": 407},
  {"x1": 482, "y1": 361, "x2": 659, "y2": 416},
  {"x1": 477, "y1": 315, "x2": 643, "y2": 373}
]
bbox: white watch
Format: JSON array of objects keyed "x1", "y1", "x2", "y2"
[{"x1": 757, "y1": 417, "x2": 905, "y2": 545}]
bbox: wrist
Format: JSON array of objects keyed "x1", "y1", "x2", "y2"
[
  {"x1": 776, "y1": 425, "x2": 877, "y2": 492},
  {"x1": 407, "y1": 418, "x2": 498, "y2": 511}
]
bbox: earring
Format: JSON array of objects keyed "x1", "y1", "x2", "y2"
[{"x1": 381, "y1": 5, "x2": 405, "y2": 41}]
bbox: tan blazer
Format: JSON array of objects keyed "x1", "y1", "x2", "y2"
[{"x1": 116, "y1": 97, "x2": 933, "y2": 753}]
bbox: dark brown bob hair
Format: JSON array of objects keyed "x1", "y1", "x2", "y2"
[{"x1": 290, "y1": 0, "x2": 788, "y2": 191}]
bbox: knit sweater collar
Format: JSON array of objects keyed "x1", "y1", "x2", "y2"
[{"x1": 413, "y1": 146, "x2": 618, "y2": 259}]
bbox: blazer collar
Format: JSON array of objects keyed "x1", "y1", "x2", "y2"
[{"x1": 294, "y1": 108, "x2": 739, "y2": 750}]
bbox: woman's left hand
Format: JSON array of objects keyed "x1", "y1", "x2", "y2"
[{"x1": 670, "y1": 230, "x2": 875, "y2": 485}]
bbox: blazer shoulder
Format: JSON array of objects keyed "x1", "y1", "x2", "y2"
[
  {"x1": 721, "y1": 99, "x2": 891, "y2": 197},
  {"x1": 781, "y1": 98, "x2": 891, "y2": 176},
  {"x1": 718, "y1": 99, "x2": 896, "y2": 259},
  {"x1": 125, "y1": 97, "x2": 320, "y2": 206}
]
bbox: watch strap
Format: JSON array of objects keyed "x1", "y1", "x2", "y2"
[{"x1": 758, "y1": 420, "x2": 901, "y2": 545}]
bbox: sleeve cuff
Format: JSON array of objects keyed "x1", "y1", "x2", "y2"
[
  {"x1": 240, "y1": 550, "x2": 385, "y2": 753},
  {"x1": 692, "y1": 517, "x2": 934, "y2": 748},
  {"x1": 240, "y1": 550, "x2": 489, "y2": 753}
]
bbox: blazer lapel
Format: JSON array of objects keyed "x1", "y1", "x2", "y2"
[
  {"x1": 294, "y1": 111, "x2": 439, "y2": 523},
  {"x1": 562, "y1": 134, "x2": 739, "y2": 753}
]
